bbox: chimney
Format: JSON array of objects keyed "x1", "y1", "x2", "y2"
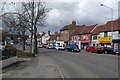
[
  {"x1": 72, "y1": 21, "x2": 76, "y2": 27},
  {"x1": 48, "y1": 30, "x2": 50, "y2": 35}
]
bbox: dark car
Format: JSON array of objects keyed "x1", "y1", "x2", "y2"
[
  {"x1": 97, "y1": 47, "x2": 104, "y2": 53},
  {"x1": 114, "y1": 48, "x2": 120, "y2": 55},
  {"x1": 86, "y1": 46, "x2": 97, "y2": 53},
  {"x1": 103, "y1": 47, "x2": 114, "y2": 54},
  {"x1": 67, "y1": 44, "x2": 80, "y2": 52}
]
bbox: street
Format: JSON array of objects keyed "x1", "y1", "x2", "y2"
[
  {"x1": 39, "y1": 48, "x2": 118, "y2": 78},
  {"x1": 3, "y1": 45, "x2": 119, "y2": 78}
]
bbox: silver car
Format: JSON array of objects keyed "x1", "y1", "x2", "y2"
[{"x1": 0, "y1": 41, "x2": 5, "y2": 51}]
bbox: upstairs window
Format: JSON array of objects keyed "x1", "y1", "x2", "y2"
[
  {"x1": 104, "y1": 32, "x2": 107, "y2": 37},
  {"x1": 93, "y1": 35, "x2": 97, "y2": 40}
]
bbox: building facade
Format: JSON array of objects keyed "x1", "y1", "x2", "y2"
[{"x1": 60, "y1": 21, "x2": 78, "y2": 44}]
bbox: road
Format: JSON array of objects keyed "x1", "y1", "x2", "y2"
[{"x1": 38, "y1": 48, "x2": 119, "y2": 78}]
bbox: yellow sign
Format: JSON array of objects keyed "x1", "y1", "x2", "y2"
[{"x1": 99, "y1": 36, "x2": 112, "y2": 43}]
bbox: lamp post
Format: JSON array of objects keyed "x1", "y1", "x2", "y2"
[{"x1": 101, "y1": 4, "x2": 113, "y2": 47}]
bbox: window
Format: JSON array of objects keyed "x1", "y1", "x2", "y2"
[
  {"x1": 65, "y1": 31, "x2": 68, "y2": 33},
  {"x1": 74, "y1": 36, "x2": 77, "y2": 40},
  {"x1": 104, "y1": 32, "x2": 107, "y2": 37},
  {"x1": 93, "y1": 35, "x2": 97, "y2": 40},
  {"x1": 81, "y1": 35, "x2": 88, "y2": 40},
  {"x1": 82, "y1": 35, "x2": 85, "y2": 40}
]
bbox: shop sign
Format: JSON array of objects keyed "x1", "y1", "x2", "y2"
[
  {"x1": 99, "y1": 36, "x2": 112, "y2": 43},
  {"x1": 81, "y1": 39, "x2": 89, "y2": 43}
]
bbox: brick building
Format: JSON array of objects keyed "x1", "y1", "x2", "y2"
[
  {"x1": 99, "y1": 20, "x2": 120, "y2": 50},
  {"x1": 60, "y1": 21, "x2": 81, "y2": 44},
  {"x1": 79, "y1": 24, "x2": 98, "y2": 49}
]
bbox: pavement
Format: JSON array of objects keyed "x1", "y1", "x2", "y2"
[
  {"x1": 2, "y1": 53, "x2": 61, "y2": 78},
  {"x1": 2, "y1": 45, "x2": 62, "y2": 78}
]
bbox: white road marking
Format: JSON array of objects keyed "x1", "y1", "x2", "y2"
[
  {"x1": 99, "y1": 66, "x2": 118, "y2": 75},
  {"x1": 56, "y1": 65, "x2": 64, "y2": 80}
]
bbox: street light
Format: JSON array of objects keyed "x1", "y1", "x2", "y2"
[{"x1": 101, "y1": 4, "x2": 113, "y2": 46}]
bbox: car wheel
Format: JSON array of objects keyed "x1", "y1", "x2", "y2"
[
  {"x1": 104, "y1": 51, "x2": 107, "y2": 54},
  {"x1": 72, "y1": 50, "x2": 74, "y2": 52},
  {"x1": 117, "y1": 53, "x2": 120, "y2": 56}
]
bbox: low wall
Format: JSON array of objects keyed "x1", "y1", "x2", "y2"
[{"x1": 2, "y1": 56, "x2": 19, "y2": 68}]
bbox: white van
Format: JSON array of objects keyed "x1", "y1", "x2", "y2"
[{"x1": 55, "y1": 41, "x2": 65, "y2": 50}]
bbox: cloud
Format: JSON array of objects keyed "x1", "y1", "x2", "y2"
[
  {"x1": 1, "y1": 0, "x2": 119, "y2": 34},
  {"x1": 38, "y1": 0, "x2": 119, "y2": 33}
]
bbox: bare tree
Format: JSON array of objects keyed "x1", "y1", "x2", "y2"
[
  {"x1": 1, "y1": 1, "x2": 51, "y2": 53},
  {"x1": 2, "y1": 13, "x2": 27, "y2": 50},
  {"x1": 20, "y1": 1, "x2": 51, "y2": 53}
]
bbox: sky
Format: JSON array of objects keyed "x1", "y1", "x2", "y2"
[{"x1": 0, "y1": 0, "x2": 120, "y2": 34}]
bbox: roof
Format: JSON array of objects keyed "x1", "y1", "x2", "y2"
[
  {"x1": 72, "y1": 26, "x2": 86, "y2": 36},
  {"x1": 92, "y1": 25, "x2": 105, "y2": 35},
  {"x1": 60, "y1": 25, "x2": 71, "y2": 31},
  {"x1": 56, "y1": 33, "x2": 60, "y2": 37},
  {"x1": 101, "y1": 20, "x2": 120, "y2": 32},
  {"x1": 49, "y1": 35, "x2": 56, "y2": 41},
  {"x1": 80, "y1": 24, "x2": 97, "y2": 34}
]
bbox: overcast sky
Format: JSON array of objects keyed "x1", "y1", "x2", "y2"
[
  {"x1": 39, "y1": 0, "x2": 119, "y2": 34},
  {"x1": 1, "y1": 0, "x2": 120, "y2": 34}
]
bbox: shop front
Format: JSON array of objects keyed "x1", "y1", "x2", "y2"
[
  {"x1": 80, "y1": 34, "x2": 91, "y2": 49},
  {"x1": 113, "y1": 39, "x2": 120, "y2": 52},
  {"x1": 81, "y1": 40, "x2": 89, "y2": 49},
  {"x1": 112, "y1": 34, "x2": 120, "y2": 53},
  {"x1": 99, "y1": 36, "x2": 112, "y2": 47}
]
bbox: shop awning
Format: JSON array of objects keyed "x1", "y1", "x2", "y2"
[
  {"x1": 112, "y1": 39, "x2": 120, "y2": 43},
  {"x1": 81, "y1": 42, "x2": 89, "y2": 45}
]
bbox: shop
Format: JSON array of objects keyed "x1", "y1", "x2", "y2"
[
  {"x1": 113, "y1": 40, "x2": 120, "y2": 53},
  {"x1": 99, "y1": 36, "x2": 112, "y2": 47},
  {"x1": 112, "y1": 31, "x2": 120, "y2": 52},
  {"x1": 81, "y1": 40, "x2": 89, "y2": 49}
]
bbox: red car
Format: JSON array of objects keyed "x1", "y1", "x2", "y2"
[
  {"x1": 86, "y1": 46, "x2": 97, "y2": 53},
  {"x1": 42, "y1": 43, "x2": 47, "y2": 48}
]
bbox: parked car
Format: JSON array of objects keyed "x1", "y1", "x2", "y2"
[
  {"x1": 96, "y1": 46, "x2": 115, "y2": 54},
  {"x1": 96, "y1": 47, "x2": 104, "y2": 53},
  {"x1": 38, "y1": 44, "x2": 42, "y2": 48},
  {"x1": 42, "y1": 43, "x2": 47, "y2": 48},
  {"x1": 67, "y1": 44, "x2": 80, "y2": 52},
  {"x1": 114, "y1": 48, "x2": 120, "y2": 55},
  {"x1": 55, "y1": 41, "x2": 65, "y2": 50},
  {"x1": 103, "y1": 47, "x2": 114, "y2": 54},
  {"x1": 86, "y1": 46, "x2": 97, "y2": 53},
  {"x1": 46, "y1": 44, "x2": 55, "y2": 49},
  {"x1": 25, "y1": 39, "x2": 30, "y2": 46},
  {"x1": 0, "y1": 41, "x2": 5, "y2": 51}
]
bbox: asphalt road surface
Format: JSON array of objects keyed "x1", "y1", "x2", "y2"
[{"x1": 38, "y1": 48, "x2": 119, "y2": 78}]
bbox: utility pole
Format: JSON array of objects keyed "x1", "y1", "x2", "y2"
[{"x1": 32, "y1": 0, "x2": 35, "y2": 54}]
